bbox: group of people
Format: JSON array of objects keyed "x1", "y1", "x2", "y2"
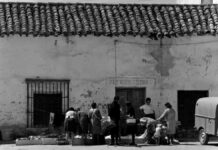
[
  {"x1": 108, "y1": 96, "x2": 178, "y2": 145},
  {"x1": 64, "y1": 96, "x2": 178, "y2": 146},
  {"x1": 64, "y1": 102, "x2": 103, "y2": 144},
  {"x1": 140, "y1": 98, "x2": 178, "y2": 145}
]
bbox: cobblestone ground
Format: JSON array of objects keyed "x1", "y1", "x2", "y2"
[{"x1": 0, "y1": 142, "x2": 218, "y2": 150}]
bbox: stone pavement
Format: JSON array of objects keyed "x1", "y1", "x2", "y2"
[
  {"x1": 1, "y1": 136, "x2": 218, "y2": 150},
  {"x1": 0, "y1": 141, "x2": 218, "y2": 150}
]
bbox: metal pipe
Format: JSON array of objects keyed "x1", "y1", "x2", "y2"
[{"x1": 114, "y1": 40, "x2": 117, "y2": 87}]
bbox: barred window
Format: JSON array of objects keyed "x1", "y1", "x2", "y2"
[{"x1": 26, "y1": 78, "x2": 70, "y2": 127}]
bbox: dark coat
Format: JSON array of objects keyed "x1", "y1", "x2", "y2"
[
  {"x1": 127, "y1": 105, "x2": 135, "y2": 118},
  {"x1": 108, "y1": 101, "x2": 120, "y2": 122},
  {"x1": 92, "y1": 109, "x2": 102, "y2": 134},
  {"x1": 126, "y1": 105, "x2": 137, "y2": 134},
  {"x1": 78, "y1": 111, "x2": 89, "y2": 134}
]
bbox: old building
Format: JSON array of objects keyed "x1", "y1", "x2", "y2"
[{"x1": 0, "y1": 0, "x2": 218, "y2": 136}]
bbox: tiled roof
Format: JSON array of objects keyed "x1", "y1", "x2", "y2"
[{"x1": 0, "y1": 3, "x2": 218, "y2": 39}]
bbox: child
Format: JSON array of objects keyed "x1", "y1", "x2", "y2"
[{"x1": 153, "y1": 124, "x2": 162, "y2": 145}]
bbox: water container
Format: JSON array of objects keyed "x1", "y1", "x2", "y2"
[{"x1": 1, "y1": 129, "x2": 14, "y2": 141}]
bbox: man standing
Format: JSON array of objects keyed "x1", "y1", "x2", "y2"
[
  {"x1": 108, "y1": 96, "x2": 120, "y2": 145},
  {"x1": 139, "y1": 97, "x2": 155, "y2": 119}
]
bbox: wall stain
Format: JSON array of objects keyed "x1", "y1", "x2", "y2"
[
  {"x1": 80, "y1": 90, "x2": 92, "y2": 98},
  {"x1": 186, "y1": 57, "x2": 191, "y2": 64},
  {"x1": 186, "y1": 56, "x2": 201, "y2": 67},
  {"x1": 142, "y1": 58, "x2": 147, "y2": 63},
  {"x1": 71, "y1": 52, "x2": 84, "y2": 57},
  {"x1": 71, "y1": 51, "x2": 89, "y2": 58},
  {"x1": 65, "y1": 36, "x2": 74, "y2": 44},
  {"x1": 54, "y1": 40, "x2": 57, "y2": 46},
  {"x1": 148, "y1": 39, "x2": 174, "y2": 76},
  {"x1": 203, "y1": 50, "x2": 212, "y2": 75},
  {"x1": 106, "y1": 48, "x2": 114, "y2": 55},
  {"x1": 87, "y1": 90, "x2": 92, "y2": 97},
  {"x1": 141, "y1": 57, "x2": 154, "y2": 64}
]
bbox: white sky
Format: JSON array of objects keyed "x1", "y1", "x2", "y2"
[{"x1": 0, "y1": 0, "x2": 203, "y2": 4}]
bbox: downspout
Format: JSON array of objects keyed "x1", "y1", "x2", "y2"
[
  {"x1": 159, "y1": 38, "x2": 163, "y2": 116},
  {"x1": 114, "y1": 40, "x2": 118, "y2": 88}
]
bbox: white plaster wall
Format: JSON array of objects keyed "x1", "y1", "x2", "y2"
[
  {"x1": 177, "y1": 0, "x2": 201, "y2": 4},
  {"x1": 159, "y1": 36, "x2": 218, "y2": 114},
  {"x1": 0, "y1": 35, "x2": 155, "y2": 128},
  {"x1": 1, "y1": 34, "x2": 218, "y2": 128}
]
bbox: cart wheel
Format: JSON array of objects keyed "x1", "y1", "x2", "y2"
[{"x1": 199, "y1": 128, "x2": 209, "y2": 145}]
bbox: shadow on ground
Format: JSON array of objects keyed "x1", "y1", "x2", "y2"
[{"x1": 0, "y1": 140, "x2": 15, "y2": 144}]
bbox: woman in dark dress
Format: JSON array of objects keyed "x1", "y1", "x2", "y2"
[
  {"x1": 78, "y1": 109, "x2": 89, "y2": 143},
  {"x1": 91, "y1": 102, "x2": 102, "y2": 145}
]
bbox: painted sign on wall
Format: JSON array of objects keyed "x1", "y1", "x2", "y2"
[{"x1": 107, "y1": 77, "x2": 155, "y2": 87}]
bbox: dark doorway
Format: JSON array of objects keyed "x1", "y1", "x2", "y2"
[
  {"x1": 34, "y1": 93, "x2": 62, "y2": 127},
  {"x1": 116, "y1": 88, "x2": 145, "y2": 119},
  {"x1": 178, "y1": 90, "x2": 208, "y2": 129}
]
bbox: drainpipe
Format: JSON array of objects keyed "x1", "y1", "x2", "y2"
[
  {"x1": 114, "y1": 40, "x2": 118, "y2": 87},
  {"x1": 159, "y1": 38, "x2": 163, "y2": 116},
  {"x1": 160, "y1": 38, "x2": 163, "y2": 48}
]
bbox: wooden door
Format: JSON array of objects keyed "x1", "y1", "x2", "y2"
[{"x1": 116, "y1": 88, "x2": 145, "y2": 119}]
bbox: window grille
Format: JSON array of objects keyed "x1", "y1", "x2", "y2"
[{"x1": 26, "y1": 78, "x2": 70, "y2": 127}]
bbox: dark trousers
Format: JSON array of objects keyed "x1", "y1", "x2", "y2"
[
  {"x1": 144, "y1": 113, "x2": 155, "y2": 119},
  {"x1": 131, "y1": 133, "x2": 135, "y2": 144},
  {"x1": 111, "y1": 121, "x2": 119, "y2": 144},
  {"x1": 93, "y1": 134, "x2": 100, "y2": 145},
  {"x1": 126, "y1": 123, "x2": 136, "y2": 144}
]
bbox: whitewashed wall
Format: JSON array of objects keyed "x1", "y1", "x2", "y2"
[
  {"x1": 0, "y1": 35, "x2": 218, "y2": 129},
  {"x1": 0, "y1": 36, "x2": 152, "y2": 128}
]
